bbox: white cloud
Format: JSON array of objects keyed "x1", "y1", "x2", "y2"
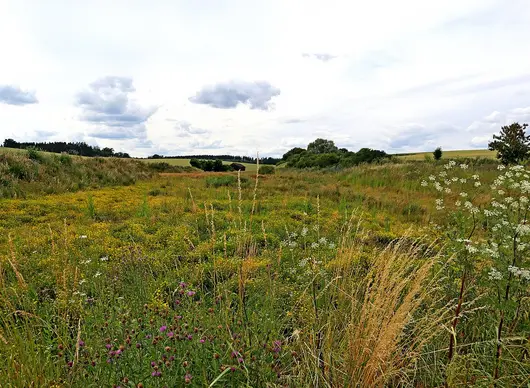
[{"x1": 1, "y1": 0, "x2": 530, "y2": 156}]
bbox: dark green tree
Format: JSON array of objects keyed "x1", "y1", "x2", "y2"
[
  {"x1": 307, "y1": 138, "x2": 338, "y2": 154},
  {"x1": 488, "y1": 122, "x2": 530, "y2": 165},
  {"x1": 433, "y1": 147, "x2": 442, "y2": 160}
]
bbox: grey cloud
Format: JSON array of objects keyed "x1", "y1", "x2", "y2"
[
  {"x1": 189, "y1": 139, "x2": 223, "y2": 149},
  {"x1": 75, "y1": 76, "x2": 157, "y2": 139},
  {"x1": 302, "y1": 53, "x2": 337, "y2": 62},
  {"x1": 389, "y1": 123, "x2": 458, "y2": 149},
  {"x1": 33, "y1": 130, "x2": 57, "y2": 140},
  {"x1": 189, "y1": 80, "x2": 280, "y2": 110},
  {"x1": 174, "y1": 120, "x2": 210, "y2": 136},
  {"x1": 281, "y1": 117, "x2": 307, "y2": 124},
  {"x1": 0, "y1": 85, "x2": 38, "y2": 105}
]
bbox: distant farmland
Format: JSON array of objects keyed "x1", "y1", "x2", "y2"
[
  {"x1": 140, "y1": 158, "x2": 258, "y2": 172},
  {"x1": 395, "y1": 149, "x2": 497, "y2": 161}
]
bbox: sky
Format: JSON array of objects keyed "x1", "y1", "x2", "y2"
[{"x1": 1, "y1": 0, "x2": 530, "y2": 158}]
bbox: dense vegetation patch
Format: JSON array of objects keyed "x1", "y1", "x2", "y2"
[{"x1": 282, "y1": 138, "x2": 389, "y2": 168}]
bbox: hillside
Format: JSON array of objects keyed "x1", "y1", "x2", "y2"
[
  {"x1": 395, "y1": 149, "x2": 497, "y2": 160},
  {"x1": 0, "y1": 147, "x2": 156, "y2": 198}
]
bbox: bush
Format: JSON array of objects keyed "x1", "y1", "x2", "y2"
[
  {"x1": 258, "y1": 165, "x2": 275, "y2": 175},
  {"x1": 433, "y1": 147, "x2": 442, "y2": 160},
  {"x1": 27, "y1": 147, "x2": 43, "y2": 162},
  {"x1": 190, "y1": 159, "x2": 232, "y2": 172}
]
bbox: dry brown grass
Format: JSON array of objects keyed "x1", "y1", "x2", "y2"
[{"x1": 340, "y1": 239, "x2": 450, "y2": 387}]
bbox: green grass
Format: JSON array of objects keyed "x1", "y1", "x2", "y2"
[
  {"x1": 140, "y1": 158, "x2": 259, "y2": 172},
  {"x1": 396, "y1": 149, "x2": 497, "y2": 160},
  {"x1": 2, "y1": 150, "x2": 529, "y2": 386}
]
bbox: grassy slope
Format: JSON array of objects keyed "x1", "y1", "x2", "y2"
[{"x1": 396, "y1": 149, "x2": 497, "y2": 160}]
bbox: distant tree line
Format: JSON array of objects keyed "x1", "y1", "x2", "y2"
[
  {"x1": 2, "y1": 139, "x2": 131, "y2": 158},
  {"x1": 282, "y1": 138, "x2": 389, "y2": 168},
  {"x1": 148, "y1": 154, "x2": 280, "y2": 165}
]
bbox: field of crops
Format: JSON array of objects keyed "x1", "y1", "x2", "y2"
[{"x1": 0, "y1": 151, "x2": 529, "y2": 387}]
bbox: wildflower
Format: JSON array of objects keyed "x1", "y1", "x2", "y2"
[
  {"x1": 94, "y1": 271, "x2": 102, "y2": 278},
  {"x1": 185, "y1": 374, "x2": 193, "y2": 384},
  {"x1": 79, "y1": 235, "x2": 87, "y2": 239},
  {"x1": 459, "y1": 163, "x2": 468, "y2": 169},
  {"x1": 100, "y1": 256, "x2": 109, "y2": 262},
  {"x1": 301, "y1": 227, "x2": 308, "y2": 236},
  {"x1": 78, "y1": 340, "x2": 85, "y2": 347},
  {"x1": 167, "y1": 332, "x2": 174, "y2": 338},
  {"x1": 428, "y1": 175, "x2": 436, "y2": 181},
  {"x1": 488, "y1": 267, "x2": 503, "y2": 281},
  {"x1": 311, "y1": 242, "x2": 319, "y2": 249},
  {"x1": 455, "y1": 201, "x2": 461, "y2": 207},
  {"x1": 459, "y1": 192, "x2": 468, "y2": 198},
  {"x1": 199, "y1": 338, "x2": 205, "y2": 343},
  {"x1": 159, "y1": 326, "x2": 167, "y2": 332},
  {"x1": 79, "y1": 279, "x2": 86, "y2": 285},
  {"x1": 498, "y1": 190, "x2": 505, "y2": 195},
  {"x1": 474, "y1": 182, "x2": 481, "y2": 187},
  {"x1": 151, "y1": 361, "x2": 156, "y2": 367},
  {"x1": 498, "y1": 165, "x2": 505, "y2": 170},
  {"x1": 179, "y1": 281, "x2": 187, "y2": 289},
  {"x1": 187, "y1": 290, "x2": 196, "y2": 297},
  {"x1": 151, "y1": 371, "x2": 162, "y2": 377},
  {"x1": 472, "y1": 174, "x2": 479, "y2": 180},
  {"x1": 421, "y1": 180, "x2": 428, "y2": 187}
]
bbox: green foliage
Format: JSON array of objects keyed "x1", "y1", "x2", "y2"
[
  {"x1": 26, "y1": 147, "x2": 43, "y2": 162},
  {"x1": 433, "y1": 147, "x2": 442, "y2": 160},
  {"x1": 282, "y1": 147, "x2": 305, "y2": 161},
  {"x1": 307, "y1": 138, "x2": 338, "y2": 154},
  {"x1": 488, "y1": 122, "x2": 530, "y2": 165},
  {"x1": 190, "y1": 158, "x2": 232, "y2": 172},
  {"x1": 283, "y1": 139, "x2": 388, "y2": 169},
  {"x1": 258, "y1": 165, "x2": 275, "y2": 175}
]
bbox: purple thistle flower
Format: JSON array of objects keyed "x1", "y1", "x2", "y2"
[
  {"x1": 175, "y1": 299, "x2": 181, "y2": 305},
  {"x1": 116, "y1": 349, "x2": 122, "y2": 355},
  {"x1": 187, "y1": 290, "x2": 196, "y2": 297},
  {"x1": 179, "y1": 281, "x2": 187, "y2": 288},
  {"x1": 67, "y1": 361, "x2": 73, "y2": 367},
  {"x1": 78, "y1": 340, "x2": 85, "y2": 347},
  {"x1": 151, "y1": 371, "x2": 162, "y2": 377},
  {"x1": 199, "y1": 338, "x2": 205, "y2": 343},
  {"x1": 238, "y1": 358, "x2": 244, "y2": 364},
  {"x1": 151, "y1": 361, "x2": 156, "y2": 367},
  {"x1": 146, "y1": 334, "x2": 152, "y2": 339},
  {"x1": 176, "y1": 315, "x2": 182, "y2": 320},
  {"x1": 167, "y1": 331, "x2": 174, "y2": 338},
  {"x1": 184, "y1": 373, "x2": 193, "y2": 383},
  {"x1": 187, "y1": 334, "x2": 193, "y2": 340},
  {"x1": 105, "y1": 343, "x2": 112, "y2": 350},
  {"x1": 159, "y1": 326, "x2": 167, "y2": 332},
  {"x1": 106, "y1": 358, "x2": 112, "y2": 364}
]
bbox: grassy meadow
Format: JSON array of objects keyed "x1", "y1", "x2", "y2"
[
  {"x1": 141, "y1": 158, "x2": 258, "y2": 172},
  {"x1": 0, "y1": 150, "x2": 529, "y2": 387},
  {"x1": 396, "y1": 149, "x2": 497, "y2": 161}
]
